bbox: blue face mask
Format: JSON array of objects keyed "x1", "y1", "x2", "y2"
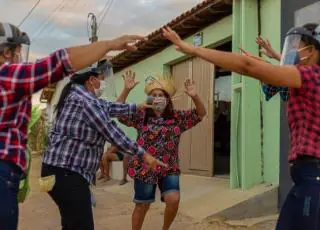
[{"x1": 282, "y1": 50, "x2": 300, "y2": 65}]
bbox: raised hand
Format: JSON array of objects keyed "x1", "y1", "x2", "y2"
[
  {"x1": 122, "y1": 70, "x2": 140, "y2": 91},
  {"x1": 162, "y1": 27, "x2": 196, "y2": 55},
  {"x1": 109, "y1": 35, "x2": 146, "y2": 52},
  {"x1": 184, "y1": 79, "x2": 197, "y2": 97},
  {"x1": 256, "y1": 36, "x2": 281, "y2": 61}
]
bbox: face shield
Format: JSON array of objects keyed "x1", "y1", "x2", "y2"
[
  {"x1": 280, "y1": 26, "x2": 320, "y2": 65},
  {"x1": 92, "y1": 61, "x2": 117, "y2": 99},
  {"x1": 7, "y1": 32, "x2": 30, "y2": 63}
]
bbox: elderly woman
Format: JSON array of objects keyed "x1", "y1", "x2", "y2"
[{"x1": 117, "y1": 71, "x2": 206, "y2": 230}]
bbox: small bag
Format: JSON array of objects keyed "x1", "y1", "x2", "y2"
[
  {"x1": 17, "y1": 149, "x2": 32, "y2": 203},
  {"x1": 39, "y1": 175, "x2": 56, "y2": 192}
]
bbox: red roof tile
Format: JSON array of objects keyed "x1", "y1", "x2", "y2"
[{"x1": 111, "y1": 0, "x2": 232, "y2": 72}]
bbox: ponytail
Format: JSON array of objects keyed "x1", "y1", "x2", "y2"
[
  {"x1": 55, "y1": 71, "x2": 99, "y2": 118},
  {"x1": 55, "y1": 81, "x2": 73, "y2": 118}
]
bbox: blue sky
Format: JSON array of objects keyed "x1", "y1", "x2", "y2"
[{"x1": 0, "y1": 0, "x2": 202, "y2": 104}]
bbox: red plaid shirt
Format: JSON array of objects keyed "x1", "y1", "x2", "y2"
[
  {"x1": 0, "y1": 49, "x2": 74, "y2": 172},
  {"x1": 288, "y1": 64, "x2": 320, "y2": 161}
]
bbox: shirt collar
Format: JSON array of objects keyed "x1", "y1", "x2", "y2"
[{"x1": 73, "y1": 84, "x2": 97, "y2": 100}]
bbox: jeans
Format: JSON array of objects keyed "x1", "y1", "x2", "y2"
[
  {"x1": 276, "y1": 160, "x2": 320, "y2": 230},
  {"x1": 134, "y1": 175, "x2": 180, "y2": 203},
  {"x1": 0, "y1": 160, "x2": 22, "y2": 230},
  {"x1": 41, "y1": 164, "x2": 94, "y2": 230}
]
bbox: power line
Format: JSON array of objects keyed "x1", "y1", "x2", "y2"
[
  {"x1": 46, "y1": 0, "x2": 80, "y2": 38},
  {"x1": 98, "y1": 0, "x2": 115, "y2": 29},
  {"x1": 31, "y1": 0, "x2": 67, "y2": 42},
  {"x1": 98, "y1": 0, "x2": 111, "y2": 19},
  {"x1": 18, "y1": 0, "x2": 42, "y2": 28}
]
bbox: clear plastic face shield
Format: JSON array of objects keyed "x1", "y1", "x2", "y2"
[
  {"x1": 7, "y1": 32, "x2": 30, "y2": 63},
  {"x1": 280, "y1": 26, "x2": 320, "y2": 65},
  {"x1": 93, "y1": 61, "x2": 117, "y2": 99}
]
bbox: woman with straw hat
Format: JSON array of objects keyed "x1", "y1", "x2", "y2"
[{"x1": 115, "y1": 70, "x2": 206, "y2": 230}]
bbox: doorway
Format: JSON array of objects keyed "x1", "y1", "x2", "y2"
[
  {"x1": 213, "y1": 41, "x2": 232, "y2": 175},
  {"x1": 171, "y1": 57, "x2": 214, "y2": 177}
]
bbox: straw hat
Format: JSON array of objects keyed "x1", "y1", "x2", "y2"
[{"x1": 144, "y1": 75, "x2": 177, "y2": 97}]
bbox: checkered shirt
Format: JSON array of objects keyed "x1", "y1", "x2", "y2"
[
  {"x1": 288, "y1": 64, "x2": 320, "y2": 161},
  {"x1": 0, "y1": 49, "x2": 74, "y2": 172},
  {"x1": 262, "y1": 84, "x2": 289, "y2": 102},
  {"x1": 43, "y1": 85, "x2": 145, "y2": 183}
]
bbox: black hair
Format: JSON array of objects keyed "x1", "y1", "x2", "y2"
[
  {"x1": 302, "y1": 23, "x2": 320, "y2": 64},
  {"x1": 55, "y1": 71, "x2": 99, "y2": 118},
  {"x1": 143, "y1": 90, "x2": 174, "y2": 125}
]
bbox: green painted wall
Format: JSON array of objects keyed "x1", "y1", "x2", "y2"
[
  {"x1": 231, "y1": 0, "x2": 262, "y2": 189},
  {"x1": 260, "y1": 0, "x2": 281, "y2": 185},
  {"x1": 230, "y1": 0, "x2": 281, "y2": 189},
  {"x1": 103, "y1": 0, "x2": 281, "y2": 189},
  {"x1": 107, "y1": 15, "x2": 233, "y2": 140}
]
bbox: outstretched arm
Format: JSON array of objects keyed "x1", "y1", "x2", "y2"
[
  {"x1": 162, "y1": 27, "x2": 301, "y2": 88},
  {"x1": 68, "y1": 36, "x2": 145, "y2": 71},
  {"x1": 1, "y1": 35, "x2": 146, "y2": 96}
]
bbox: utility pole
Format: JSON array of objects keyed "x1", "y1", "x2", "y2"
[
  {"x1": 87, "y1": 12, "x2": 116, "y2": 98},
  {"x1": 88, "y1": 13, "x2": 98, "y2": 43}
]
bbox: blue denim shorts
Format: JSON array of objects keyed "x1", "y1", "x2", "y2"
[{"x1": 134, "y1": 175, "x2": 180, "y2": 204}]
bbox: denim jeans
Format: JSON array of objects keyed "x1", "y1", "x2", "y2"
[
  {"x1": 134, "y1": 175, "x2": 180, "y2": 203},
  {"x1": 276, "y1": 160, "x2": 320, "y2": 230},
  {"x1": 0, "y1": 160, "x2": 22, "y2": 230}
]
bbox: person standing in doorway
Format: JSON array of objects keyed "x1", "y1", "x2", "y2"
[
  {"x1": 0, "y1": 21, "x2": 146, "y2": 230},
  {"x1": 163, "y1": 23, "x2": 320, "y2": 230}
]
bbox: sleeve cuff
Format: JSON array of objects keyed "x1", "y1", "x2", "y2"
[
  {"x1": 59, "y1": 49, "x2": 76, "y2": 76},
  {"x1": 128, "y1": 103, "x2": 137, "y2": 116},
  {"x1": 136, "y1": 146, "x2": 145, "y2": 156}
]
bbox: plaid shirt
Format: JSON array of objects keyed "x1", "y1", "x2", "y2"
[
  {"x1": 288, "y1": 64, "x2": 320, "y2": 161},
  {"x1": 262, "y1": 84, "x2": 289, "y2": 101},
  {"x1": 0, "y1": 49, "x2": 74, "y2": 172},
  {"x1": 43, "y1": 85, "x2": 145, "y2": 184}
]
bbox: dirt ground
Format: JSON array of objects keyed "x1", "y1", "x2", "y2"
[{"x1": 18, "y1": 156, "x2": 276, "y2": 230}]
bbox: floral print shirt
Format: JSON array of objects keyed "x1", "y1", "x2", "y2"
[{"x1": 118, "y1": 109, "x2": 202, "y2": 184}]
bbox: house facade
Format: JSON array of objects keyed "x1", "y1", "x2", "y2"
[
  {"x1": 110, "y1": 0, "x2": 282, "y2": 190},
  {"x1": 40, "y1": 0, "x2": 282, "y2": 190}
]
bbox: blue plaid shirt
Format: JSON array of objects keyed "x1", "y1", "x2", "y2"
[
  {"x1": 262, "y1": 84, "x2": 289, "y2": 101},
  {"x1": 43, "y1": 85, "x2": 145, "y2": 183}
]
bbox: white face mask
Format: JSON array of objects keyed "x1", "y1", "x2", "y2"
[
  {"x1": 153, "y1": 97, "x2": 167, "y2": 112},
  {"x1": 94, "y1": 80, "x2": 106, "y2": 98}
]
